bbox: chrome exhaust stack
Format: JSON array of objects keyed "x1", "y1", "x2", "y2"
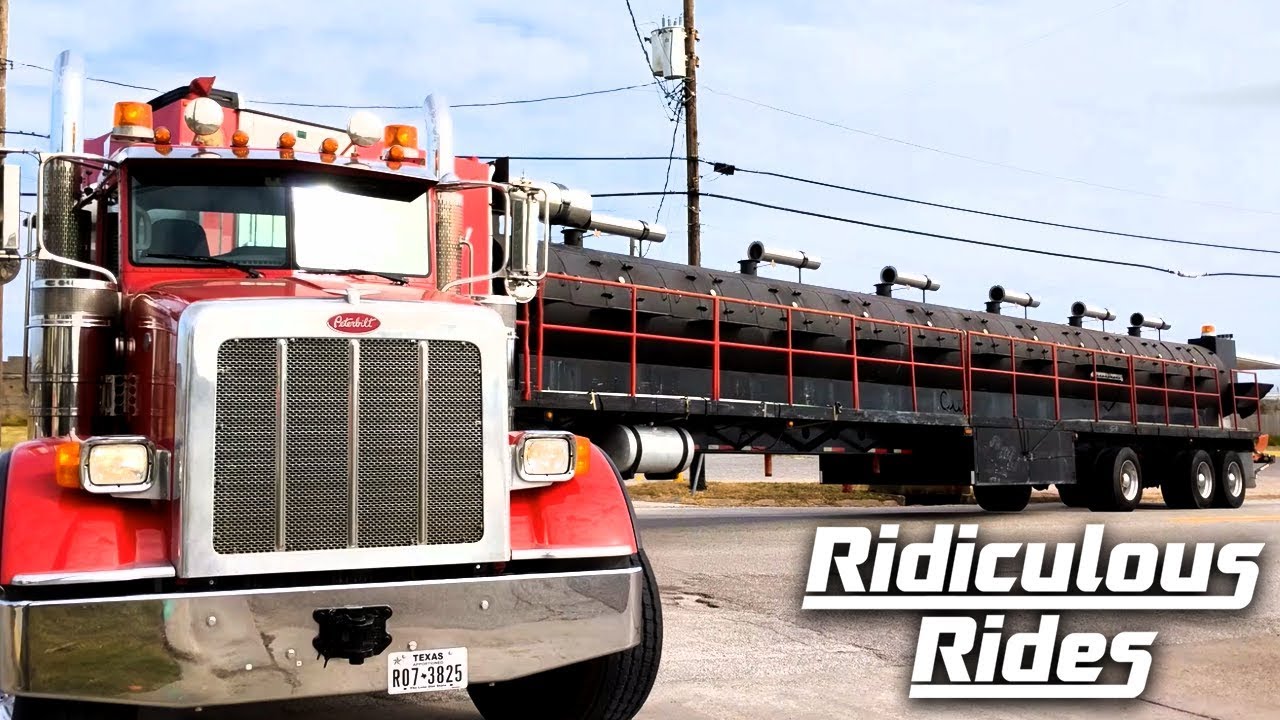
[{"x1": 427, "y1": 94, "x2": 465, "y2": 292}]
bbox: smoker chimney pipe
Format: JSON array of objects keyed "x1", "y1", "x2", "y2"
[
  {"x1": 988, "y1": 285, "x2": 1040, "y2": 308},
  {"x1": 50, "y1": 50, "x2": 85, "y2": 154},
  {"x1": 1070, "y1": 301, "x2": 1116, "y2": 322},
  {"x1": 738, "y1": 259, "x2": 758, "y2": 275},
  {"x1": 747, "y1": 241, "x2": 821, "y2": 270},
  {"x1": 880, "y1": 266, "x2": 940, "y2": 292}
]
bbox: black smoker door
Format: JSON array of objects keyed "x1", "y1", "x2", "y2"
[{"x1": 972, "y1": 425, "x2": 1076, "y2": 486}]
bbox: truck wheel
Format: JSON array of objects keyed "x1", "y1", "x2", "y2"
[
  {"x1": 1056, "y1": 484, "x2": 1089, "y2": 508},
  {"x1": 8, "y1": 697, "x2": 138, "y2": 720},
  {"x1": 1213, "y1": 452, "x2": 1246, "y2": 509},
  {"x1": 973, "y1": 485, "x2": 1031, "y2": 512},
  {"x1": 468, "y1": 550, "x2": 663, "y2": 720},
  {"x1": 1089, "y1": 447, "x2": 1142, "y2": 512},
  {"x1": 1161, "y1": 450, "x2": 1214, "y2": 509}
]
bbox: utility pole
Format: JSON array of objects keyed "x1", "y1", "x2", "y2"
[
  {"x1": 1, "y1": 0, "x2": 9, "y2": 358},
  {"x1": 682, "y1": 0, "x2": 700, "y2": 266}
]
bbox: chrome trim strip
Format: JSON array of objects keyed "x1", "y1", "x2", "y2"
[
  {"x1": 11, "y1": 566, "x2": 177, "y2": 586},
  {"x1": 177, "y1": 297, "x2": 512, "y2": 578},
  {"x1": 348, "y1": 338, "x2": 360, "y2": 549},
  {"x1": 275, "y1": 339, "x2": 288, "y2": 552},
  {"x1": 0, "y1": 567, "x2": 641, "y2": 708},
  {"x1": 510, "y1": 545, "x2": 637, "y2": 561},
  {"x1": 418, "y1": 339, "x2": 430, "y2": 544}
]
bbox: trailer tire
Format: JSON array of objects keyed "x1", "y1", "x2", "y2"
[
  {"x1": 8, "y1": 697, "x2": 138, "y2": 720},
  {"x1": 1056, "y1": 484, "x2": 1090, "y2": 508},
  {"x1": 973, "y1": 485, "x2": 1031, "y2": 512},
  {"x1": 1213, "y1": 451, "x2": 1246, "y2": 509},
  {"x1": 1162, "y1": 450, "x2": 1214, "y2": 510},
  {"x1": 468, "y1": 549, "x2": 663, "y2": 720},
  {"x1": 1089, "y1": 447, "x2": 1142, "y2": 512}
]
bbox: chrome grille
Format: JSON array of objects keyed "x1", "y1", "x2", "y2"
[{"x1": 212, "y1": 337, "x2": 484, "y2": 555}]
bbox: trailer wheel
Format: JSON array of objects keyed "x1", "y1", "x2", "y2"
[
  {"x1": 1056, "y1": 484, "x2": 1090, "y2": 508},
  {"x1": 468, "y1": 549, "x2": 663, "y2": 720},
  {"x1": 973, "y1": 485, "x2": 1031, "y2": 512},
  {"x1": 1213, "y1": 451, "x2": 1246, "y2": 509},
  {"x1": 1161, "y1": 450, "x2": 1214, "y2": 509},
  {"x1": 8, "y1": 697, "x2": 137, "y2": 720},
  {"x1": 1089, "y1": 447, "x2": 1142, "y2": 512}
]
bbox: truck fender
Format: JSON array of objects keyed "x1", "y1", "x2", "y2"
[
  {"x1": 509, "y1": 441, "x2": 640, "y2": 558},
  {"x1": 0, "y1": 438, "x2": 171, "y2": 585}
]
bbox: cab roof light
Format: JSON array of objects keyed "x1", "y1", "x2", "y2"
[
  {"x1": 153, "y1": 126, "x2": 172, "y2": 145},
  {"x1": 231, "y1": 130, "x2": 250, "y2": 148},
  {"x1": 383, "y1": 124, "x2": 421, "y2": 161},
  {"x1": 112, "y1": 102, "x2": 154, "y2": 141},
  {"x1": 320, "y1": 137, "x2": 340, "y2": 154},
  {"x1": 184, "y1": 96, "x2": 224, "y2": 137},
  {"x1": 278, "y1": 132, "x2": 297, "y2": 149}
]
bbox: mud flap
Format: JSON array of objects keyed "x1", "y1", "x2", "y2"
[{"x1": 973, "y1": 426, "x2": 1075, "y2": 486}]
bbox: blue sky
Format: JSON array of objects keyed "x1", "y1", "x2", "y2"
[{"x1": 6, "y1": 0, "x2": 1280, "y2": 364}]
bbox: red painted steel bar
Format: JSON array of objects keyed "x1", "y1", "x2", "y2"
[
  {"x1": 536, "y1": 286, "x2": 546, "y2": 392},
  {"x1": 1192, "y1": 368, "x2": 1199, "y2": 429},
  {"x1": 629, "y1": 288, "x2": 639, "y2": 397},
  {"x1": 1161, "y1": 360, "x2": 1171, "y2": 426},
  {"x1": 1051, "y1": 346, "x2": 1062, "y2": 421},
  {"x1": 712, "y1": 296, "x2": 721, "y2": 401},
  {"x1": 786, "y1": 308, "x2": 795, "y2": 406},
  {"x1": 1009, "y1": 339, "x2": 1018, "y2": 418},
  {"x1": 908, "y1": 331, "x2": 918, "y2": 412},
  {"x1": 849, "y1": 317, "x2": 861, "y2": 411},
  {"x1": 1092, "y1": 355, "x2": 1101, "y2": 421},
  {"x1": 1127, "y1": 355, "x2": 1138, "y2": 425}
]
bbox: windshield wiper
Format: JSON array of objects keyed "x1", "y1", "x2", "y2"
[
  {"x1": 146, "y1": 253, "x2": 263, "y2": 279},
  {"x1": 312, "y1": 268, "x2": 409, "y2": 286}
]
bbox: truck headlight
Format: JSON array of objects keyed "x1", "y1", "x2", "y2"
[
  {"x1": 82, "y1": 437, "x2": 155, "y2": 494},
  {"x1": 514, "y1": 432, "x2": 590, "y2": 483}
]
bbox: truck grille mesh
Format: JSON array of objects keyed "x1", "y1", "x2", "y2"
[{"x1": 212, "y1": 337, "x2": 484, "y2": 555}]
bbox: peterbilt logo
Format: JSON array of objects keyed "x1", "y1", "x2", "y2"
[{"x1": 328, "y1": 313, "x2": 380, "y2": 333}]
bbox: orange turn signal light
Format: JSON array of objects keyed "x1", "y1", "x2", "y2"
[
  {"x1": 54, "y1": 440, "x2": 82, "y2": 489},
  {"x1": 574, "y1": 436, "x2": 592, "y2": 477},
  {"x1": 278, "y1": 132, "x2": 297, "y2": 149},
  {"x1": 383, "y1": 124, "x2": 418, "y2": 148},
  {"x1": 231, "y1": 130, "x2": 250, "y2": 148}
]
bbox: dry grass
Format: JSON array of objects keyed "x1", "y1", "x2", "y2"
[
  {"x1": 625, "y1": 479, "x2": 902, "y2": 507},
  {"x1": 1, "y1": 425, "x2": 25, "y2": 451}
]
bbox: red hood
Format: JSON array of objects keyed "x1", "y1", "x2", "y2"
[
  {"x1": 145, "y1": 274, "x2": 472, "y2": 304},
  {"x1": 128, "y1": 274, "x2": 475, "y2": 328}
]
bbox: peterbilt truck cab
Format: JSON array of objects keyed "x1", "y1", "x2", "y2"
[{"x1": 0, "y1": 52, "x2": 661, "y2": 720}]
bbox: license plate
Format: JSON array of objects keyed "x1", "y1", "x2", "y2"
[{"x1": 386, "y1": 647, "x2": 468, "y2": 695}]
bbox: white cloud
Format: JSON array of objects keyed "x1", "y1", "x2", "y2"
[{"x1": 5, "y1": 0, "x2": 1280, "y2": 364}]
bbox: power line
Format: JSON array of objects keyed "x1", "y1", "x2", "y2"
[
  {"x1": 655, "y1": 106, "x2": 684, "y2": 223},
  {"x1": 592, "y1": 190, "x2": 1280, "y2": 279},
  {"x1": 2, "y1": 57, "x2": 656, "y2": 111},
  {"x1": 701, "y1": 85, "x2": 1280, "y2": 217},
  {"x1": 2, "y1": 129, "x2": 47, "y2": 138},
  {"x1": 467, "y1": 154, "x2": 1280, "y2": 256},
  {"x1": 728, "y1": 166, "x2": 1280, "y2": 256}
]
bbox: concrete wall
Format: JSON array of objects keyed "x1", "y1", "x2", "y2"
[
  {"x1": 1261, "y1": 397, "x2": 1280, "y2": 439},
  {"x1": 0, "y1": 357, "x2": 25, "y2": 423}
]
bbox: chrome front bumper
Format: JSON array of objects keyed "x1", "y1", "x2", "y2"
[{"x1": 0, "y1": 566, "x2": 642, "y2": 708}]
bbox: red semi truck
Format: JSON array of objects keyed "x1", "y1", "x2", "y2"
[{"x1": 0, "y1": 52, "x2": 661, "y2": 719}]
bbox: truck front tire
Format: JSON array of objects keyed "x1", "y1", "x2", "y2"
[{"x1": 468, "y1": 549, "x2": 664, "y2": 720}]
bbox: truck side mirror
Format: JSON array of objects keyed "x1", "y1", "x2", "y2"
[
  {"x1": 0, "y1": 163, "x2": 23, "y2": 285},
  {"x1": 503, "y1": 183, "x2": 547, "y2": 303}
]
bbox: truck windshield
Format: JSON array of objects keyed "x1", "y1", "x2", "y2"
[{"x1": 128, "y1": 164, "x2": 431, "y2": 276}]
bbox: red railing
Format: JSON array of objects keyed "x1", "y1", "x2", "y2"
[{"x1": 518, "y1": 273, "x2": 1253, "y2": 433}]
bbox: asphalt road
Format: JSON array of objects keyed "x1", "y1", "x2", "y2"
[{"x1": 150, "y1": 497, "x2": 1280, "y2": 720}]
